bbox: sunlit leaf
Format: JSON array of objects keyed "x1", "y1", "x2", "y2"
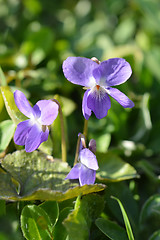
[
  {"x1": 0, "y1": 86, "x2": 27, "y2": 125},
  {"x1": 0, "y1": 150, "x2": 105, "y2": 201},
  {"x1": 0, "y1": 67, "x2": 7, "y2": 86},
  {"x1": 0, "y1": 120, "x2": 16, "y2": 153},
  {"x1": 0, "y1": 171, "x2": 18, "y2": 200},
  {"x1": 96, "y1": 152, "x2": 139, "y2": 182}
]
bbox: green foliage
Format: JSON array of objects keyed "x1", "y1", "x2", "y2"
[
  {"x1": 95, "y1": 218, "x2": 128, "y2": 240},
  {"x1": 39, "y1": 201, "x2": 59, "y2": 227},
  {"x1": 21, "y1": 205, "x2": 52, "y2": 240},
  {"x1": 53, "y1": 207, "x2": 72, "y2": 240},
  {"x1": 0, "y1": 86, "x2": 27, "y2": 125},
  {"x1": 96, "y1": 152, "x2": 138, "y2": 182},
  {"x1": 63, "y1": 194, "x2": 104, "y2": 240},
  {"x1": 0, "y1": 120, "x2": 15, "y2": 153},
  {"x1": 0, "y1": 150, "x2": 105, "y2": 201},
  {"x1": 139, "y1": 195, "x2": 160, "y2": 239},
  {"x1": 0, "y1": 0, "x2": 160, "y2": 239},
  {"x1": 111, "y1": 196, "x2": 135, "y2": 240}
]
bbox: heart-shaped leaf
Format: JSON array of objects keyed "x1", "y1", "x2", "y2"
[{"x1": 0, "y1": 150, "x2": 105, "y2": 201}]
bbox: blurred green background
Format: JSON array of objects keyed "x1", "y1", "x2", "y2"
[
  {"x1": 0, "y1": 0, "x2": 160, "y2": 239},
  {"x1": 1, "y1": 0, "x2": 160, "y2": 155}
]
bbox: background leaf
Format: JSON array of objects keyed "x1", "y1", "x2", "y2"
[
  {"x1": 53, "y1": 207, "x2": 72, "y2": 240},
  {"x1": 63, "y1": 194, "x2": 104, "y2": 240},
  {"x1": 96, "y1": 152, "x2": 139, "y2": 182},
  {"x1": 95, "y1": 218, "x2": 128, "y2": 240},
  {"x1": 39, "y1": 201, "x2": 59, "y2": 227},
  {"x1": 111, "y1": 196, "x2": 135, "y2": 240},
  {"x1": 139, "y1": 194, "x2": 160, "y2": 239}
]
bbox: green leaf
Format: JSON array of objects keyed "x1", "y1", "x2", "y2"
[
  {"x1": 0, "y1": 171, "x2": 18, "y2": 200},
  {"x1": 139, "y1": 194, "x2": 160, "y2": 239},
  {"x1": 0, "y1": 120, "x2": 16, "y2": 153},
  {"x1": 39, "y1": 201, "x2": 59, "y2": 227},
  {"x1": 53, "y1": 207, "x2": 72, "y2": 240},
  {"x1": 0, "y1": 200, "x2": 6, "y2": 217},
  {"x1": 51, "y1": 95, "x2": 68, "y2": 159},
  {"x1": 21, "y1": 205, "x2": 52, "y2": 240},
  {"x1": 96, "y1": 152, "x2": 139, "y2": 182},
  {"x1": 20, "y1": 26, "x2": 54, "y2": 65},
  {"x1": 63, "y1": 194, "x2": 104, "y2": 240},
  {"x1": 0, "y1": 86, "x2": 27, "y2": 125},
  {"x1": 0, "y1": 67, "x2": 7, "y2": 86},
  {"x1": 104, "y1": 182, "x2": 139, "y2": 236},
  {"x1": 95, "y1": 218, "x2": 128, "y2": 240},
  {"x1": 111, "y1": 196, "x2": 135, "y2": 240},
  {"x1": 0, "y1": 150, "x2": 105, "y2": 201},
  {"x1": 149, "y1": 230, "x2": 160, "y2": 240}
]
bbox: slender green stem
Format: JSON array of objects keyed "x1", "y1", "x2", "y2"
[
  {"x1": 74, "y1": 133, "x2": 86, "y2": 165},
  {"x1": 52, "y1": 99, "x2": 67, "y2": 162},
  {"x1": 83, "y1": 118, "x2": 88, "y2": 139}
]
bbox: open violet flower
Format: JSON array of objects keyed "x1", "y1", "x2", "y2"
[
  {"x1": 63, "y1": 56, "x2": 134, "y2": 119},
  {"x1": 14, "y1": 90, "x2": 59, "y2": 152},
  {"x1": 65, "y1": 137, "x2": 99, "y2": 186}
]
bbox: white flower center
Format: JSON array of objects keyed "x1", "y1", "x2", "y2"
[{"x1": 90, "y1": 84, "x2": 107, "y2": 100}]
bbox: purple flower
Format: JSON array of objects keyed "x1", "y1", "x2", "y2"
[
  {"x1": 63, "y1": 57, "x2": 134, "y2": 119},
  {"x1": 14, "y1": 90, "x2": 59, "y2": 152},
  {"x1": 65, "y1": 138, "x2": 98, "y2": 186}
]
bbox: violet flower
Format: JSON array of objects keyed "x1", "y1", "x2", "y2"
[
  {"x1": 65, "y1": 138, "x2": 99, "y2": 186},
  {"x1": 63, "y1": 57, "x2": 134, "y2": 119},
  {"x1": 14, "y1": 90, "x2": 59, "y2": 152}
]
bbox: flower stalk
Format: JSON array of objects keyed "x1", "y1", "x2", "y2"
[
  {"x1": 83, "y1": 118, "x2": 88, "y2": 140},
  {"x1": 52, "y1": 99, "x2": 67, "y2": 162},
  {"x1": 74, "y1": 133, "x2": 85, "y2": 165}
]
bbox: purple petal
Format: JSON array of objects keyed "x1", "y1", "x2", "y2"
[
  {"x1": 41, "y1": 126, "x2": 49, "y2": 142},
  {"x1": 87, "y1": 86, "x2": 111, "y2": 119},
  {"x1": 89, "y1": 139, "x2": 96, "y2": 154},
  {"x1": 79, "y1": 148, "x2": 99, "y2": 170},
  {"x1": 65, "y1": 163, "x2": 81, "y2": 180},
  {"x1": 25, "y1": 124, "x2": 45, "y2": 152},
  {"x1": 14, "y1": 120, "x2": 33, "y2": 145},
  {"x1": 32, "y1": 104, "x2": 41, "y2": 119},
  {"x1": 14, "y1": 90, "x2": 38, "y2": 118},
  {"x1": 107, "y1": 87, "x2": 134, "y2": 108},
  {"x1": 63, "y1": 57, "x2": 97, "y2": 88},
  {"x1": 78, "y1": 133, "x2": 86, "y2": 152},
  {"x1": 93, "y1": 58, "x2": 132, "y2": 87},
  {"x1": 79, "y1": 164, "x2": 96, "y2": 186},
  {"x1": 82, "y1": 89, "x2": 92, "y2": 120},
  {"x1": 35, "y1": 100, "x2": 59, "y2": 125}
]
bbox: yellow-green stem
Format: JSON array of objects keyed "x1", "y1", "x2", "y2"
[
  {"x1": 74, "y1": 133, "x2": 86, "y2": 165},
  {"x1": 83, "y1": 118, "x2": 88, "y2": 139},
  {"x1": 52, "y1": 99, "x2": 67, "y2": 162}
]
